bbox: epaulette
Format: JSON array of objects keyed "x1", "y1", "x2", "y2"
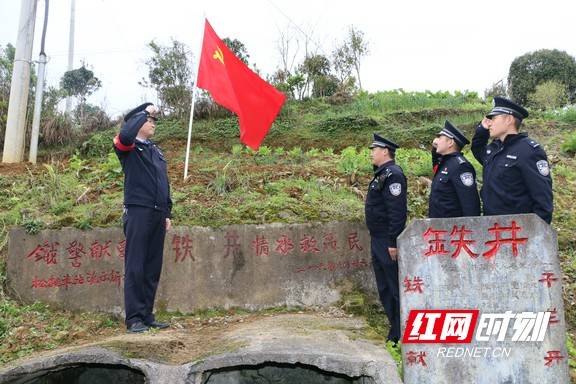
[{"x1": 525, "y1": 137, "x2": 540, "y2": 149}]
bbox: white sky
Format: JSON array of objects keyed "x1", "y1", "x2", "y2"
[{"x1": 0, "y1": 0, "x2": 575, "y2": 117}]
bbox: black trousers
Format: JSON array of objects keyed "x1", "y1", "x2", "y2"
[
  {"x1": 371, "y1": 236, "x2": 401, "y2": 343},
  {"x1": 123, "y1": 206, "x2": 166, "y2": 327}
]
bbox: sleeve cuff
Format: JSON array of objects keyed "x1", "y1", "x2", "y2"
[{"x1": 113, "y1": 134, "x2": 135, "y2": 151}]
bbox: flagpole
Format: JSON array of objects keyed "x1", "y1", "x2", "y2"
[
  {"x1": 183, "y1": 16, "x2": 205, "y2": 180},
  {"x1": 183, "y1": 80, "x2": 197, "y2": 180}
]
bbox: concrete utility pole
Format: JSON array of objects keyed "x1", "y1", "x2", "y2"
[
  {"x1": 29, "y1": 0, "x2": 50, "y2": 164},
  {"x1": 64, "y1": 0, "x2": 76, "y2": 115},
  {"x1": 2, "y1": 0, "x2": 37, "y2": 163}
]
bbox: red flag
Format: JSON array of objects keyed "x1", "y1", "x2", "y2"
[{"x1": 197, "y1": 19, "x2": 286, "y2": 150}]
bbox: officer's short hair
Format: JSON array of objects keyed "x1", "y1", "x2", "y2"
[
  {"x1": 513, "y1": 117, "x2": 522, "y2": 130},
  {"x1": 387, "y1": 148, "x2": 396, "y2": 159}
]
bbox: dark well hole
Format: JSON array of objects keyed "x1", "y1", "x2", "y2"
[
  {"x1": 6, "y1": 363, "x2": 146, "y2": 384},
  {"x1": 201, "y1": 362, "x2": 375, "y2": 384}
]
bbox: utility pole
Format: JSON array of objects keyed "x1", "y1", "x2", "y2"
[
  {"x1": 29, "y1": 0, "x2": 50, "y2": 164},
  {"x1": 2, "y1": 0, "x2": 37, "y2": 163},
  {"x1": 64, "y1": 0, "x2": 76, "y2": 115}
]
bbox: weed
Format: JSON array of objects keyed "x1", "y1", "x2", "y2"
[
  {"x1": 231, "y1": 144, "x2": 244, "y2": 156},
  {"x1": 287, "y1": 147, "x2": 306, "y2": 164},
  {"x1": 22, "y1": 219, "x2": 44, "y2": 235},
  {"x1": 561, "y1": 131, "x2": 576, "y2": 155}
]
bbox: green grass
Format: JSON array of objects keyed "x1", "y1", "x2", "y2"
[
  {"x1": 0, "y1": 298, "x2": 121, "y2": 364},
  {"x1": 542, "y1": 106, "x2": 576, "y2": 124}
]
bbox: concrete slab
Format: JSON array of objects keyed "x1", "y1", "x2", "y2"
[
  {"x1": 7, "y1": 222, "x2": 376, "y2": 313},
  {"x1": 398, "y1": 214, "x2": 569, "y2": 384}
]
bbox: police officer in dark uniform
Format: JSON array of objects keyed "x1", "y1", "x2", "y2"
[
  {"x1": 365, "y1": 133, "x2": 407, "y2": 344},
  {"x1": 471, "y1": 97, "x2": 553, "y2": 223},
  {"x1": 114, "y1": 102, "x2": 172, "y2": 333},
  {"x1": 429, "y1": 120, "x2": 480, "y2": 218}
]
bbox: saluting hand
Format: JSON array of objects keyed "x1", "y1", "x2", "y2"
[
  {"x1": 388, "y1": 247, "x2": 398, "y2": 261},
  {"x1": 145, "y1": 104, "x2": 159, "y2": 117}
]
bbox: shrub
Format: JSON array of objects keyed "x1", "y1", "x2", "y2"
[
  {"x1": 528, "y1": 80, "x2": 569, "y2": 110},
  {"x1": 561, "y1": 131, "x2": 576, "y2": 155},
  {"x1": 41, "y1": 114, "x2": 75, "y2": 146}
]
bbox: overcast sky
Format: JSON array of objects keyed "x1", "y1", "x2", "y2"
[{"x1": 0, "y1": 0, "x2": 574, "y2": 117}]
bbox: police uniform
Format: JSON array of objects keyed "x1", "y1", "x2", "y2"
[
  {"x1": 429, "y1": 120, "x2": 481, "y2": 218},
  {"x1": 113, "y1": 103, "x2": 172, "y2": 331},
  {"x1": 471, "y1": 97, "x2": 553, "y2": 223},
  {"x1": 365, "y1": 134, "x2": 407, "y2": 343}
]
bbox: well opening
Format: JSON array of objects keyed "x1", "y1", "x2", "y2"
[
  {"x1": 201, "y1": 361, "x2": 375, "y2": 384},
  {"x1": 4, "y1": 363, "x2": 146, "y2": 384}
]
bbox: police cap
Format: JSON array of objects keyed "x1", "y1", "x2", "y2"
[
  {"x1": 369, "y1": 133, "x2": 400, "y2": 151},
  {"x1": 438, "y1": 120, "x2": 470, "y2": 147},
  {"x1": 124, "y1": 102, "x2": 154, "y2": 122},
  {"x1": 486, "y1": 97, "x2": 529, "y2": 121}
]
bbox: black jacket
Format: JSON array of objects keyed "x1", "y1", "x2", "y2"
[
  {"x1": 429, "y1": 151, "x2": 481, "y2": 218},
  {"x1": 113, "y1": 112, "x2": 172, "y2": 216},
  {"x1": 365, "y1": 160, "x2": 408, "y2": 247},
  {"x1": 471, "y1": 124, "x2": 552, "y2": 223}
]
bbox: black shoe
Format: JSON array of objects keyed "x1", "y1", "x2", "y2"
[
  {"x1": 127, "y1": 321, "x2": 149, "y2": 333},
  {"x1": 146, "y1": 321, "x2": 169, "y2": 329}
]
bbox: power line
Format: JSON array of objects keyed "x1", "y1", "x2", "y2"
[
  {"x1": 265, "y1": 0, "x2": 329, "y2": 58},
  {"x1": 49, "y1": 49, "x2": 144, "y2": 57}
]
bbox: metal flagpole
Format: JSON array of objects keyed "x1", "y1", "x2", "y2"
[
  {"x1": 183, "y1": 77, "x2": 198, "y2": 180},
  {"x1": 183, "y1": 16, "x2": 206, "y2": 180}
]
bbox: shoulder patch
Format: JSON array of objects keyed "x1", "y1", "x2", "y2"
[
  {"x1": 389, "y1": 182, "x2": 402, "y2": 196},
  {"x1": 536, "y1": 160, "x2": 550, "y2": 176},
  {"x1": 459, "y1": 172, "x2": 474, "y2": 187}
]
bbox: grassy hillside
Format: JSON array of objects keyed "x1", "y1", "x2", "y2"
[{"x1": 1, "y1": 90, "x2": 575, "y2": 374}]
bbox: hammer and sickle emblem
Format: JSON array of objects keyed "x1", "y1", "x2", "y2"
[{"x1": 212, "y1": 47, "x2": 224, "y2": 65}]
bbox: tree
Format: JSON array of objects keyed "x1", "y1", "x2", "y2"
[
  {"x1": 276, "y1": 25, "x2": 300, "y2": 75},
  {"x1": 312, "y1": 74, "x2": 339, "y2": 98},
  {"x1": 345, "y1": 26, "x2": 369, "y2": 90},
  {"x1": 508, "y1": 49, "x2": 576, "y2": 105},
  {"x1": 1, "y1": 43, "x2": 36, "y2": 145},
  {"x1": 484, "y1": 79, "x2": 507, "y2": 101},
  {"x1": 528, "y1": 80, "x2": 568, "y2": 110},
  {"x1": 301, "y1": 54, "x2": 331, "y2": 98},
  {"x1": 140, "y1": 39, "x2": 193, "y2": 119},
  {"x1": 222, "y1": 37, "x2": 250, "y2": 65},
  {"x1": 287, "y1": 72, "x2": 306, "y2": 100},
  {"x1": 60, "y1": 64, "x2": 102, "y2": 122},
  {"x1": 332, "y1": 44, "x2": 355, "y2": 85},
  {"x1": 0, "y1": 44, "x2": 16, "y2": 142}
]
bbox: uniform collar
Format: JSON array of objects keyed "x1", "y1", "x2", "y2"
[
  {"x1": 374, "y1": 160, "x2": 395, "y2": 175},
  {"x1": 502, "y1": 133, "x2": 527, "y2": 146},
  {"x1": 441, "y1": 151, "x2": 461, "y2": 159},
  {"x1": 136, "y1": 137, "x2": 152, "y2": 145}
]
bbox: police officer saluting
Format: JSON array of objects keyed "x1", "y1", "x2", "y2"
[
  {"x1": 365, "y1": 134, "x2": 407, "y2": 344},
  {"x1": 429, "y1": 120, "x2": 480, "y2": 218},
  {"x1": 114, "y1": 103, "x2": 172, "y2": 333},
  {"x1": 471, "y1": 97, "x2": 553, "y2": 223}
]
